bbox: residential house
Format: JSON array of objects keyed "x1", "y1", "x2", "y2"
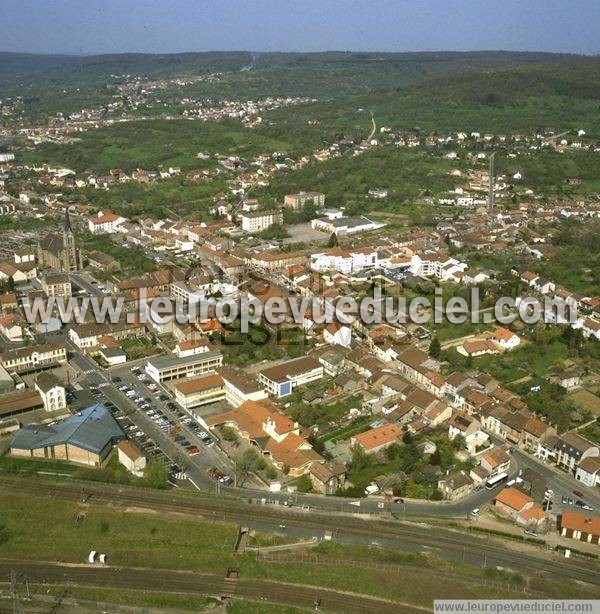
[
  {"x1": 438, "y1": 469, "x2": 474, "y2": 501},
  {"x1": 521, "y1": 416, "x2": 556, "y2": 456},
  {"x1": 491, "y1": 327, "x2": 520, "y2": 350},
  {"x1": 309, "y1": 460, "x2": 346, "y2": 495},
  {"x1": 41, "y1": 272, "x2": 71, "y2": 298},
  {"x1": 555, "y1": 433, "x2": 599, "y2": 474},
  {"x1": 575, "y1": 456, "x2": 600, "y2": 488},
  {"x1": 480, "y1": 446, "x2": 511, "y2": 476},
  {"x1": 351, "y1": 423, "x2": 402, "y2": 454},
  {"x1": 34, "y1": 372, "x2": 66, "y2": 412},
  {"x1": 323, "y1": 321, "x2": 352, "y2": 347},
  {"x1": 457, "y1": 339, "x2": 499, "y2": 357},
  {"x1": 0, "y1": 312, "x2": 24, "y2": 341},
  {"x1": 117, "y1": 441, "x2": 147, "y2": 477},
  {"x1": 205, "y1": 400, "x2": 322, "y2": 477},
  {"x1": 494, "y1": 487, "x2": 546, "y2": 529},
  {"x1": 448, "y1": 411, "x2": 487, "y2": 454}
]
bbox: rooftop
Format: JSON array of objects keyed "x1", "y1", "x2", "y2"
[{"x1": 11, "y1": 404, "x2": 124, "y2": 454}]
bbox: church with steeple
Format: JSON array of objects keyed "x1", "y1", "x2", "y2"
[{"x1": 37, "y1": 208, "x2": 81, "y2": 272}]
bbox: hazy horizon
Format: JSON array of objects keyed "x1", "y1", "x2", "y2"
[{"x1": 0, "y1": 48, "x2": 596, "y2": 58}]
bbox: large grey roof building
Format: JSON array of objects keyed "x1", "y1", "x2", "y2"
[{"x1": 11, "y1": 403, "x2": 124, "y2": 466}]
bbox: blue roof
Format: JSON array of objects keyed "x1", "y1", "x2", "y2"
[{"x1": 11, "y1": 403, "x2": 124, "y2": 454}]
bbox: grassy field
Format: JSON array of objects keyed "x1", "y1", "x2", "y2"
[
  {"x1": 472, "y1": 340, "x2": 569, "y2": 382},
  {"x1": 0, "y1": 493, "x2": 239, "y2": 572},
  {"x1": 570, "y1": 390, "x2": 600, "y2": 416},
  {"x1": 579, "y1": 420, "x2": 600, "y2": 445},
  {"x1": 25, "y1": 586, "x2": 218, "y2": 612}
]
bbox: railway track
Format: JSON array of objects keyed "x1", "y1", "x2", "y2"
[
  {"x1": 0, "y1": 560, "x2": 415, "y2": 614},
  {"x1": 1, "y1": 476, "x2": 599, "y2": 587}
]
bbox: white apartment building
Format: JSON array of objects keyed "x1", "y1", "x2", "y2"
[
  {"x1": 310, "y1": 247, "x2": 378, "y2": 274},
  {"x1": 88, "y1": 210, "x2": 127, "y2": 234},
  {"x1": 241, "y1": 210, "x2": 283, "y2": 233},
  {"x1": 410, "y1": 253, "x2": 467, "y2": 280}
]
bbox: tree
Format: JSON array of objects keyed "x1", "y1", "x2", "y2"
[
  {"x1": 384, "y1": 442, "x2": 402, "y2": 461},
  {"x1": 429, "y1": 336, "x2": 441, "y2": 359},
  {"x1": 327, "y1": 232, "x2": 338, "y2": 248},
  {"x1": 143, "y1": 459, "x2": 169, "y2": 489},
  {"x1": 349, "y1": 445, "x2": 372, "y2": 472},
  {"x1": 297, "y1": 474, "x2": 313, "y2": 493},
  {"x1": 233, "y1": 448, "x2": 266, "y2": 487},
  {"x1": 402, "y1": 430, "x2": 413, "y2": 445},
  {"x1": 429, "y1": 449, "x2": 442, "y2": 466},
  {"x1": 219, "y1": 425, "x2": 239, "y2": 443}
]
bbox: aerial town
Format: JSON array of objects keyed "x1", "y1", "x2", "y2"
[{"x1": 0, "y1": 5, "x2": 599, "y2": 613}]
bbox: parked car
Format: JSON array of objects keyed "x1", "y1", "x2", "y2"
[{"x1": 210, "y1": 468, "x2": 223, "y2": 480}]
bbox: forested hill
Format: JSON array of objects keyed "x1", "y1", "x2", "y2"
[
  {"x1": 0, "y1": 49, "x2": 582, "y2": 92},
  {"x1": 406, "y1": 58, "x2": 600, "y2": 104}
]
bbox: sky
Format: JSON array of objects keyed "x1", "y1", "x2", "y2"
[{"x1": 1, "y1": 0, "x2": 599, "y2": 56}]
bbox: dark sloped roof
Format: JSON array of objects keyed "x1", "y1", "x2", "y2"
[{"x1": 11, "y1": 403, "x2": 124, "y2": 454}]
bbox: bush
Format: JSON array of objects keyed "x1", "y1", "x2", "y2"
[
  {"x1": 296, "y1": 474, "x2": 313, "y2": 493},
  {"x1": 219, "y1": 426, "x2": 239, "y2": 443},
  {"x1": 0, "y1": 525, "x2": 10, "y2": 544},
  {"x1": 143, "y1": 460, "x2": 169, "y2": 489}
]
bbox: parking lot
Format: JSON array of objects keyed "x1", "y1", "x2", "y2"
[
  {"x1": 83, "y1": 381, "x2": 184, "y2": 482},
  {"x1": 104, "y1": 365, "x2": 235, "y2": 487}
]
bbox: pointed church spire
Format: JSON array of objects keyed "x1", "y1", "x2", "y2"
[{"x1": 63, "y1": 207, "x2": 73, "y2": 233}]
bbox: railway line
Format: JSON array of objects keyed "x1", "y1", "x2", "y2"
[
  {"x1": 1, "y1": 476, "x2": 599, "y2": 587},
  {"x1": 0, "y1": 561, "x2": 414, "y2": 614}
]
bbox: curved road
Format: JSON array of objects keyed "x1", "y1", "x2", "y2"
[{"x1": 367, "y1": 111, "x2": 376, "y2": 141}]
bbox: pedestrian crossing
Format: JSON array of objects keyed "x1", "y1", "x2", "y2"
[{"x1": 174, "y1": 472, "x2": 188, "y2": 481}]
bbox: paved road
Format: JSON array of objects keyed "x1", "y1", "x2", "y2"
[
  {"x1": 69, "y1": 273, "x2": 105, "y2": 298},
  {"x1": 0, "y1": 560, "x2": 412, "y2": 614},
  {"x1": 367, "y1": 111, "x2": 376, "y2": 141},
  {"x1": 1, "y1": 477, "x2": 599, "y2": 587}
]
